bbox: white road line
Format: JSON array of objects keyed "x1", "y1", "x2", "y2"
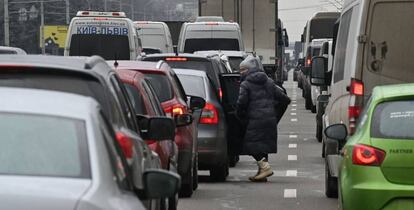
[
  {"x1": 291, "y1": 118, "x2": 298, "y2": 122},
  {"x1": 289, "y1": 135, "x2": 298, "y2": 138},
  {"x1": 289, "y1": 144, "x2": 297, "y2": 148},
  {"x1": 286, "y1": 170, "x2": 298, "y2": 177},
  {"x1": 292, "y1": 104, "x2": 297, "y2": 107},
  {"x1": 284, "y1": 189, "x2": 297, "y2": 198},
  {"x1": 291, "y1": 108, "x2": 297, "y2": 111},
  {"x1": 288, "y1": 155, "x2": 298, "y2": 161},
  {"x1": 291, "y1": 113, "x2": 297, "y2": 116}
]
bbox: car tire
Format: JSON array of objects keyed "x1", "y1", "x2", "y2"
[
  {"x1": 179, "y1": 160, "x2": 194, "y2": 198},
  {"x1": 325, "y1": 161, "x2": 338, "y2": 198},
  {"x1": 210, "y1": 164, "x2": 228, "y2": 182},
  {"x1": 316, "y1": 120, "x2": 322, "y2": 143},
  {"x1": 322, "y1": 141, "x2": 326, "y2": 158},
  {"x1": 311, "y1": 105, "x2": 317, "y2": 113},
  {"x1": 192, "y1": 155, "x2": 198, "y2": 191},
  {"x1": 305, "y1": 95, "x2": 312, "y2": 110}
]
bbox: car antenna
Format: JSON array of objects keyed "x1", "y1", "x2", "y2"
[{"x1": 114, "y1": 53, "x2": 119, "y2": 68}]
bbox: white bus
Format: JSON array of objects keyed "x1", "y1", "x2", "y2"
[{"x1": 64, "y1": 11, "x2": 142, "y2": 60}]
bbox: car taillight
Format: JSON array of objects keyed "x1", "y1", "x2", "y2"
[
  {"x1": 352, "y1": 144, "x2": 385, "y2": 166},
  {"x1": 350, "y1": 79, "x2": 364, "y2": 96},
  {"x1": 165, "y1": 57, "x2": 187, "y2": 61},
  {"x1": 115, "y1": 132, "x2": 134, "y2": 159},
  {"x1": 306, "y1": 57, "x2": 312, "y2": 66},
  {"x1": 200, "y1": 103, "x2": 219, "y2": 124},
  {"x1": 348, "y1": 106, "x2": 361, "y2": 134},
  {"x1": 164, "y1": 105, "x2": 185, "y2": 117},
  {"x1": 145, "y1": 140, "x2": 157, "y2": 145},
  {"x1": 219, "y1": 88, "x2": 223, "y2": 101}
]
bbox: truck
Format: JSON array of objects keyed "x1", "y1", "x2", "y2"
[{"x1": 199, "y1": 0, "x2": 289, "y2": 84}]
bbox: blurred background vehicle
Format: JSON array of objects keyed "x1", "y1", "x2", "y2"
[
  {"x1": 135, "y1": 21, "x2": 174, "y2": 54},
  {"x1": 0, "y1": 46, "x2": 27, "y2": 55}
]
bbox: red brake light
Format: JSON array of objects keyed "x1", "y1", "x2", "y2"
[
  {"x1": 219, "y1": 88, "x2": 223, "y2": 101},
  {"x1": 200, "y1": 103, "x2": 219, "y2": 124},
  {"x1": 165, "y1": 57, "x2": 187, "y2": 61},
  {"x1": 206, "y1": 22, "x2": 219, "y2": 25},
  {"x1": 112, "y1": 12, "x2": 120, "y2": 16},
  {"x1": 352, "y1": 144, "x2": 385, "y2": 166},
  {"x1": 81, "y1": 11, "x2": 89, "y2": 15},
  {"x1": 94, "y1": 17, "x2": 109, "y2": 20},
  {"x1": 350, "y1": 79, "x2": 364, "y2": 96},
  {"x1": 348, "y1": 106, "x2": 361, "y2": 134},
  {"x1": 116, "y1": 132, "x2": 134, "y2": 159}
]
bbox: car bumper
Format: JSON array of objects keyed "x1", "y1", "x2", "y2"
[{"x1": 341, "y1": 166, "x2": 414, "y2": 210}]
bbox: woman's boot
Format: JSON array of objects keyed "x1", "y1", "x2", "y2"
[{"x1": 249, "y1": 158, "x2": 273, "y2": 182}]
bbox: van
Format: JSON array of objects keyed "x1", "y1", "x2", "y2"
[
  {"x1": 301, "y1": 12, "x2": 340, "y2": 110},
  {"x1": 135, "y1": 21, "x2": 174, "y2": 54},
  {"x1": 64, "y1": 11, "x2": 142, "y2": 60},
  {"x1": 310, "y1": 0, "x2": 414, "y2": 198},
  {"x1": 177, "y1": 22, "x2": 244, "y2": 53}
]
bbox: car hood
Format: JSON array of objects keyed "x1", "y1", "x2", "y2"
[{"x1": 0, "y1": 176, "x2": 92, "y2": 210}]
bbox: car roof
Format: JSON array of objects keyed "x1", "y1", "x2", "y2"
[
  {"x1": 0, "y1": 87, "x2": 98, "y2": 120},
  {"x1": 194, "y1": 50, "x2": 246, "y2": 57},
  {"x1": 173, "y1": 68, "x2": 208, "y2": 77},
  {"x1": 143, "y1": 53, "x2": 212, "y2": 60},
  {"x1": 374, "y1": 83, "x2": 414, "y2": 100}
]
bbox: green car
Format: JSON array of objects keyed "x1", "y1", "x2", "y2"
[{"x1": 325, "y1": 84, "x2": 414, "y2": 210}]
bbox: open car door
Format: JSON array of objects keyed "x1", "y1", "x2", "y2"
[{"x1": 220, "y1": 73, "x2": 244, "y2": 161}]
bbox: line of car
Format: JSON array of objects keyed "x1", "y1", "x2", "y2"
[
  {"x1": 295, "y1": 0, "x2": 414, "y2": 209},
  {"x1": 0, "y1": 10, "x2": 257, "y2": 210}
]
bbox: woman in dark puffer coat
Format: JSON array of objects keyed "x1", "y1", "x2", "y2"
[{"x1": 236, "y1": 56, "x2": 291, "y2": 182}]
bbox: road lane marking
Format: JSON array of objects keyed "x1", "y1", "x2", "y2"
[
  {"x1": 286, "y1": 170, "x2": 298, "y2": 177},
  {"x1": 284, "y1": 189, "x2": 297, "y2": 198},
  {"x1": 291, "y1": 113, "x2": 297, "y2": 116},
  {"x1": 291, "y1": 118, "x2": 298, "y2": 122},
  {"x1": 291, "y1": 108, "x2": 297, "y2": 111},
  {"x1": 289, "y1": 135, "x2": 298, "y2": 138},
  {"x1": 288, "y1": 155, "x2": 297, "y2": 161},
  {"x1": 292, "y1": 104, "x2": 297, "y2": 107},
  {"x1": 289, "y1": 144, "x2": 297, "y2": 148}
]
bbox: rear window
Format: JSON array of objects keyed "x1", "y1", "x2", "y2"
[
  {"x1": 176, "y1": 74, "x2": 206, "y2": 98},
  {"x1": 144, "y1": 73, "x2": 173, "y2": 102},
  {"x1": 310, "y1": 18, "x2": 337, "y2": 40},
  {"x1": 312, "y1": 48, "x2": 321, "y2": 56},
  {"x1": 371, "y1": 100, "x2": 414, "y2": 139},
  {"x1": 228, "y1": 57, "x2": 244, "y2": 72},
  {"x1": 165, "y1": 60, "x2": 219, "y2": 89},
  {"x1": 184, "y1": 39, "x2": 240, "y2": 53},
  {"x1": 364, "y1": 2, "x2": 414, "y2": 81},
  {"x1": 69, "y1": 34, "x2": 130, "y2": 60},
  {"x1": 0, "y1": 50, "x2": 17, "y2": 54},
  {"x1": 124, "y1": 84, "x2": 147, "y2": 115},
  {"x1": 0, "y1": 113, "x2": 90, "y2": 178}
]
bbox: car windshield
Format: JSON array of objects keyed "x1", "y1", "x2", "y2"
[
  {"x1": 0, "y1": 112, "x2": 90, "y2": 178},
  {"x1": 184, "y1": 39, "x2": 240, "y2": 53},
  {"x1": 69, "y1": 34, "x2": 130, "y2": 60},
  {"x1": 176, "y1": 74, "x2": 206, "y2": 98},
  {"x1": 309, "y1": 18, "x2": 337, "y2": 40},
  {"x1": 372, "y1": 100, "x2": 414, "y2": 139},
  {"x1": 144, "y1": 73, "x2": 173, "y2": 103},
  {"x1": 364, "y1": 2, "x2": 414, "y2": 81}
]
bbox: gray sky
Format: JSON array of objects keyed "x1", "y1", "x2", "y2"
[{"x1": 279, "y1": 0, "x2": 341, "y2": 42}]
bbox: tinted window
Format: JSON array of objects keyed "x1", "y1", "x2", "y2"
[
  {"x1": 184, "y1": 39, "x2": 240, "y2": 53},
  {"x1": 176, "y1": 74, "x2": 206, "y2": 98},
  {"x1": 0, "y1": 113, "x2": 90, "y2": 178},
  {"x1": 333, "y1": 9, "x2": 353, "y2": 83},
  {"x1": 0, "y1": 50, "x2": 17, "y2": 54},
  {"x1": 69, "y1": 34, "x2": 130, "y2": 60},
  {"x1": 144, "y1": 73, "x2": 173, "y2": 102},
  {"x1": 228, "y1": 57, "x2": 244, "y2": 72},
  {"x1": 124, "y1": 84, "x2": 147, "y2": 115},
  {"x1": 372, "y1": 100, "x2": 414, "y2": 139},
  {"x1": 365, "y1": 2, "x2": 414, "y2": 81},
  {"x1": 310, "y1": 18, "x2": 338, "y2": 40},
  {"x1": 312, "y1": 48, "x2": 321, "y2": 56},
  {"x1": 142, "y1": 81, "x2": 164, "y2": 115}
]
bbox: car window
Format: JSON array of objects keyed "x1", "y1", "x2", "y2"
[
  {"x1": 110, "y1": 74, "x2": 137, "y2": 130},
  {"x1": 124, "y1": 83, "x2": 148, "y2": 115},
  {"x1": 364, "y1": 2, "x2": 414, "y2": 81},
  {"x1": 0, "y1": 112, "x2": 90, "y2": 178},
  {"x1": 333, "y1": 9, "x2": 353, "y2": 83},
  {"x1": 371, "y1": 100, "x2": 414, "y2": 140},
  {"x1": 171, "y1": 72, "x2": 188, "y2": 101},
  {"x1": 228, "y1": 57, "x2": 244, "y2": 72},
  {"x1": 309, "y1": 18, "x2": 338, "y2": 41},
  {"x1": 184, "y1": 38, "x2": 240, "y2": 53},
  {"x1": 142, "y1": 81, "x2": 164, "y2": 116},
  {"x1": 144, "y1": 73, "x2": 174, "y2": 103},
  {"x1": 176, "y1": 74, "x2": 206, "y2": 98}
]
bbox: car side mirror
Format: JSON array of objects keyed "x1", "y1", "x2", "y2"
[
  {"x1": 175, "y1": 113, "x2": 193, "y2": 127},
  {"x1": 324, "y1": 124, "x2": 348, "y2": 142},
  {"x1": 137, "y1": 115, "x2": 175, "y2": 141},
  {"x1": 143, "y1": 169, "x2": 181, "y2": 199},
  {"x1": 189, "y1": 96, "x2": 206, "y2": 110},
  {"x1": 311, "y1": 56, "x2": 328, "y2": 86}
]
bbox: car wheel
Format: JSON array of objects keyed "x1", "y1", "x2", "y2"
[
  {"x1": 192, "y1": 155, "x2": 198, "y2": 191},
  {"x1": 179, "y1": 160, "x2": 193, "y2": 198},
  {"x1": 325, "y1": 161, "x2": 338, "y2": 198},
  {"x1": 311, "y1": 105, "x2": 317, "y2": 113},
  {"x1": 316, "y1": 120, "x2": 322, "y2": 143},
  {"x1": 305, "y1": 95, "x2": 312, "y2": 110},
  {"x1": 210, "y1": 164, "x2": 228, "y2": 182}
]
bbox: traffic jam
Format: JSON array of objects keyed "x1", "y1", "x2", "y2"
[{"x1": 0, "y1": 0, "x2": 414, "y2": 209}]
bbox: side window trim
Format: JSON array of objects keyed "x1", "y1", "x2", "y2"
[{"x1": 333, "y1": 8, "x2": 353, "y2": 83}]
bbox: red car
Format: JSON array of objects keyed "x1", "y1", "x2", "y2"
[
  {"x1": 111, "y1": 61, "x2": 205, "y2": 198},
  {"x1": 115, "y1": 67, "x2": 179, "y2": 172}
]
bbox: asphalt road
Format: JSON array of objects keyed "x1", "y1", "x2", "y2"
[{"x1": 178, "y1": 71, "x2": 338, "y2": 210}]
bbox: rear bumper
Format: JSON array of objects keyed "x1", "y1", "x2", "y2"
[{"x1": 341, "y1": 166, "x2": 414, "y2": 210}]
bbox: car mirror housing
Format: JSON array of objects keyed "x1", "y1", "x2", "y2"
[
  {"x1": 143, "y1": 169, "x2": 181, "y2": 199},
  {"x1": 147, "y1": 117, "x2": 176, "y2": 141},
  {"x1": 175, "y1": 113, "x2": 193, "y2": 127},
  {"x1": 189, "y1": 96, "x2": 206, "y2": 111},
  {"x1": 324, "y1": 124, "x2": 348, "y2": 142},
  {"x1": 311, "y1": 56, "x2": 328, "y2": 86}
]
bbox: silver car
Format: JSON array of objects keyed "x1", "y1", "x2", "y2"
[
  {"x1": 174, "y1": 69, "x2": 229, "y2": 182},
  {"x1": 0, "y1": 87, "x2": 180, "y2": 210}
]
